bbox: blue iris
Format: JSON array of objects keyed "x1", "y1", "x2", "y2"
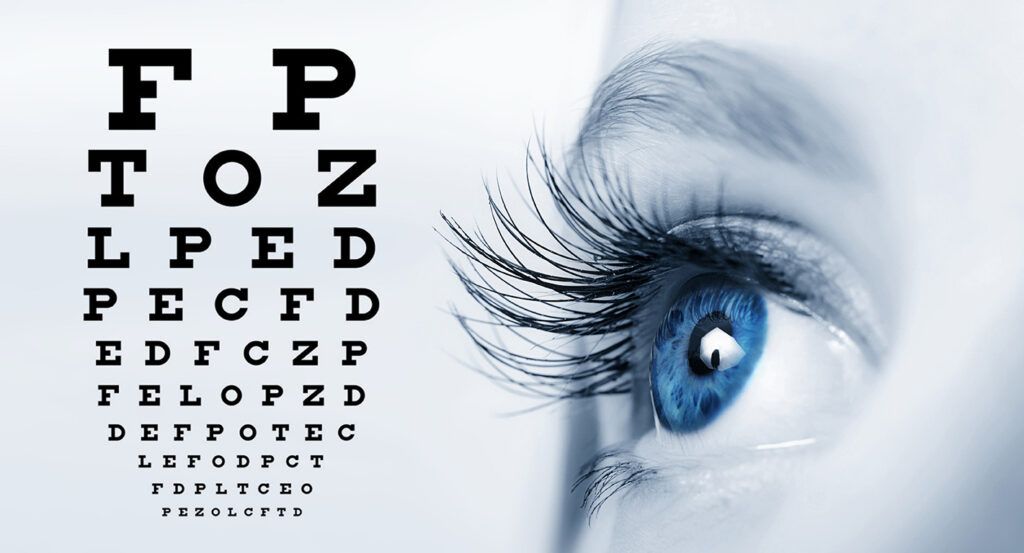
[{"x1": 650, "y1": 274, "x2": 768, "y2": 433}]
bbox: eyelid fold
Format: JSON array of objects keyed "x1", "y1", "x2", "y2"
[{"x1": 667, "y1": 214, "x2": 885, "y2": 363}]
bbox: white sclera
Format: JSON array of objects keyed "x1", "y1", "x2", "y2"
[
  {"x1": 699, "y1": 327, "x2": 746, "y2": 371},
  {"x1": 656, "y1": 299, "x2": 873, "y2": 449},
  {"x1": 612, "y1": 299, "x2": 875, "y2": 553}
]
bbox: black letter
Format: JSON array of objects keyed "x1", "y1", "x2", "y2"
[
  {"x1": 179, "y1": 385, "x2": 202, "y2": 407},
  {"x1": 204, "y1": 150, "x2": 261, "y2": 207},
  {"x1": 344, "y1": 384, "x2": 364, "y2": 406},
  {"x1": 194, "y1": 341, "x2": 220, "y2": 366},
  {"x1": 145, "y1": 340, "x2": 170, "y2": 366},
  {"x1": 341, "y1": 341, "x2": 366, "y2": 366},
  {"x1": 252, "y1": 228, "x2": 293, "y2": 268},
  {"x1": 169, "y1": 227, "x2": 211, "y2": 268},
  {"x1": 139, "y1": 384, "x2": 161, "y2": 406},
  {"x1": 302, "y1": 384, "x2": 325, "y2": 406},
  {"x1": 244, "y1": 340, "x2": 268, "y2": 366},
  {"x1": 333, "y1": 227, "x2": 375, "y2": 268},
  {"x1": 98, "y1": 384, "x2": 120, "y2": 406},
  {"x1": 141, "y1": 424, "x2": 158, "y2": 441},
  {"x1": 346, "y1": 288, "x2": 378, "y2": 321},
  {"x1": 149, "y1": 288, "x2": 183, "y2": 321},
  {"x1": 84, "y1": 288, "x2": 117, "y2": 321},
  {"x1": 88, "y1": 150, "x2": 146, "y2": 206},
  {"x1": 262, "y1": 385, "x2": 283, "y2": 406},
  {"x1": 108, "y1": 48, "x2": 191, "y2": 130},
  {"x1": 221, "y1": 385, "x2": 242, "y2": 406},
  {"x1": 272, "y1": 49, "x2": 355, "y2": 130},
  {"x1": 318, "y1": 150, "x2": 376, "y2": 207},
  {"x1": 215, "y1": 288, "x2": 248, "y2": 320},
  {"x1": 88, "y1": 227, "x2": 129, "y2": 268},
  {"x1": 292, "y1": 341, "x2": 318, "y2": 366},
  {"x1": 280, "y1": 288, "x2": 313, "y2": 321},
  {"x1": 96, "y1": 341, "x2": 122, "y2": 366}
]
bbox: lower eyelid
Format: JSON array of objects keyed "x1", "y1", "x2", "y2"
[
  {"x1": 578, "y1": 429, "x2": 827, "y2": 523},
  {"x1": 638, "y1": 430, "x2": 826, "y2": 497}
]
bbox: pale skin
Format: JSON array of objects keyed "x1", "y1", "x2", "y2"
[{"x1": 564, "y1": 1, "x2": 1024, "y2": 551}]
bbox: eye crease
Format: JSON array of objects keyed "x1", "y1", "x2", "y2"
[{"x1": 667, "y1": 215, "x2": 883, "y2": 362}]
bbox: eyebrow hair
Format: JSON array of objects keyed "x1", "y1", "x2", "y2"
[{"x1": 576, "y1": 42, "x2": 863, "y2": 178}]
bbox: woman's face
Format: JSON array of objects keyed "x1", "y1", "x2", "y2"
[
  {"x1": 580, "y1": 1, "x2": 1024, "y2": 551},
  {"x1": 446, "y1": 1, "x2": 1024, "y2": 551}
]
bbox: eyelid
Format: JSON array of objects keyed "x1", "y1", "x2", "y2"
[
  {"x1": 667, "y1": 214, "x2": 884, "y2": 363},
  {"x1": 574, "y1": 214, "x2": 881, "y2": 519},
  {"x1": 576, "y1": 433, "x2": 828, "y2": 520}
]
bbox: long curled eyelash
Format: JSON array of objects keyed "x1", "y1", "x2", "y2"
[
  {"x1": 438, "y1": 138, "x2": 825, "y2": 404},
  {"x1": 573, "y1": 449, "x2": 658, "y2": 521},
  {"x1": 438, "y1": 141, "x2": 830, "y2": 514},
  {"x1": 439, "y1": 143, "x2": 683, "y2": 398}
]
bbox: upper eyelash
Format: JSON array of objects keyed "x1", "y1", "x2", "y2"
[
  {"x1": 438, "y1": 140, "x2": 790, "y2": 399},
  {"x1": 438, "y1": 142, "x2": 836, "y2": 516},
  {"x1": 439, "y1": 143, "x2": 682, "y2": 399}
]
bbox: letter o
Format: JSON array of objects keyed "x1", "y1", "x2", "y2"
[
  {"x1": 203, "y1": 150, "x2": 261, "y2": 207},
  {"x1": 239, "y1": 424, "x2": 257, "y2": 441}
]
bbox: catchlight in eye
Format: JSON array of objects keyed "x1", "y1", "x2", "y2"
[{"x1": 650, "y1": 274, "x2": 767, "y2": 433}]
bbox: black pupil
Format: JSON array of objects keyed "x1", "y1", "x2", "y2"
[{"x1": 686, "y1": 311, "x2": 733, "y2": 377}]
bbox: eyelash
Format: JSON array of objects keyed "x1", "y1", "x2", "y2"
[
  {"x1": 440, "y1": 141, "x2": 798, "y2": 512},
  {"x1": 573, "y1": 449, "x2": 658, "y2": 522},
  {"x1": 440, "y1": 143, "x2": 683, "y2": 398}
]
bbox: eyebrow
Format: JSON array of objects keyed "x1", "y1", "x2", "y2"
[{"x1": 576, "y1": 42, "x2": 863, "y2": 178}]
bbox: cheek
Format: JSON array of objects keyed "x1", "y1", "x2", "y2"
[{"x1": 602, "y1": 444, "x2": 818, "y2": 553}]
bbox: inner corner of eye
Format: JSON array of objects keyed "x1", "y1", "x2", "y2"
[{"x1": 649, "y1": 273, "x2": 768, "y2": 434}]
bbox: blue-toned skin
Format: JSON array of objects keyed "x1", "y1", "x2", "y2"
[{"x1": 650, "y1": 275, "x2": 768, "y2": 433}]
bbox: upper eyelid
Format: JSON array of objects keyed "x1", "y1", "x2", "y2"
[
  {"x1": 440, "y1": 42, "x2": 878, "y2": 401},
  {"x1": 441, "y1": 147, "x2": 878, "y2": 403},
  {"x1": 666, "y1": 214, "x2": 884, "y2": 361},
  {"x1": 571, "y1": 42, "x2": 882, "y2": 351}
]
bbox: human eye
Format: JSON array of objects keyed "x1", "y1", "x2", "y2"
[
  {"x1": 644, "y1": 214, "x2": 880, "y2": 444},
  {"x1": 441, "y1": 42, "x2": 888, "y2": 547},
  {"x1": 650, "y1": 272, "x2": 770, "y2": 434}
]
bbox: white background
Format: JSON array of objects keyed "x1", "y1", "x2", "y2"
[{"x1": 0, "y1": 2, "x2": 611, "y2": 551}]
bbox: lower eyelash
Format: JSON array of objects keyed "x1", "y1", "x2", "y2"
[
  {"x1": 573, "y1": 449, "x2": 659, "y2": 522},
  {"x1": 440, "y1": 143, "x2": 681, "y2": 398}
]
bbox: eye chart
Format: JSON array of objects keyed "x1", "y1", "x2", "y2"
[{"x1": 85, "y1": 49, "x2": 377, "y2": 519}]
